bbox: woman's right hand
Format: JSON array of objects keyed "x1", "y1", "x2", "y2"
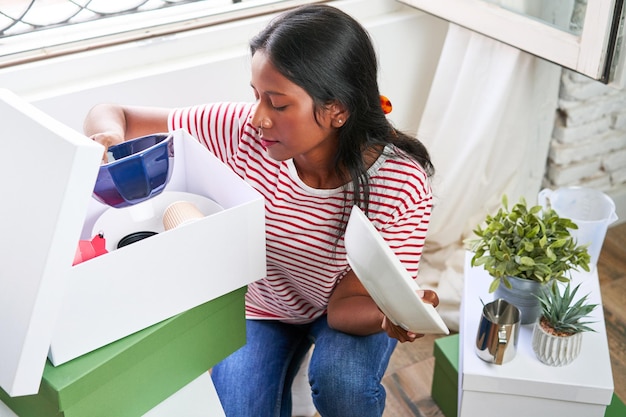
[
  {"x1": 83, "y1": 103, "x2": 171, "y2": 163},
  {"x1": 89, "y1": 131, "x2": 125, "y2": 163}
]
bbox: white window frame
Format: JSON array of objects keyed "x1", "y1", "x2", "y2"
[
  {"x1": 397, "y1": 0, "x2": 625, "y2": 86},
  {"x1": 0, "y1": 0, "x2": 324, "y2": 68}
]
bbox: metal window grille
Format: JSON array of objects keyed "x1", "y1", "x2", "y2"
[
  {"x1": 0, "y1": 0, "x2": 309, "y2": 68},
  {"x1": 0, "y1": 0, "x2": 206, "y2": 38}
]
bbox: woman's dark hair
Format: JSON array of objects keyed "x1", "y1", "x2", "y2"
[{"x1": 250, "y1": 4, "x2": 434, "y2": 216}]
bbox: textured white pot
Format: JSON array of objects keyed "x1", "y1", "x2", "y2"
[{"x1": 532, "y1": 319, "x2": 583, "y2": 366}]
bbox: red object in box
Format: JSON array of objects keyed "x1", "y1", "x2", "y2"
[{"x1": 73, "y1": 233, "x2": 108, "y2": 265}]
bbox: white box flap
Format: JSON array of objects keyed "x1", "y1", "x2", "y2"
[{"x1": 0, "y1": 89, "x2": 103, "y2": 396}]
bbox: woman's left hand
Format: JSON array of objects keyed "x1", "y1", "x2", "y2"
[{"x1": 382, "y1": 289, "x2": 440, "y2": 343}]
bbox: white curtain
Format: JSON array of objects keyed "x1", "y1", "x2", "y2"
[{"x1": 416, "y1": 24, "x2": 563, "y2": 331}]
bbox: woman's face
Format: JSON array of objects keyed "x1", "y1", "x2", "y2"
[{"x1": 249, "y1": 50, "x2": 340, "y2": 163}]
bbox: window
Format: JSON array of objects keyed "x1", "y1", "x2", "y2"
[
  {"x1": 397, "y1": 0, "x2": 626, "y2": 86},
  {"x1": 0, "y1": 0, "x2": 318, "y2": 68},
  {"x1": 0, "y1": 1, "x2": 198, "y2": 38}
]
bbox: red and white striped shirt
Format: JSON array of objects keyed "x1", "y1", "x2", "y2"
[{"x1": 169, "y1": 102, "x2": 432, "y2": 324}]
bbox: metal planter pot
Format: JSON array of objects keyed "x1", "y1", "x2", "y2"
[{"x1": 494, "y1": 276, "x2": 545, "y2": 325}]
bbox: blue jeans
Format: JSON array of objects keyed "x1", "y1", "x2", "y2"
[{"x1": 211, "y1": 315, "x2": 397, "y2": 417}]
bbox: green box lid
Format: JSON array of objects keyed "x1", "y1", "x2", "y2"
[{"x1": 1, "y1": 287, "x2": 246, "y2": 417}]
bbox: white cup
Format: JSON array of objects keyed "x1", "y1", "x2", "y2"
[{"x1": 162, "y1": 201, "x2": 204, "y2": 230}]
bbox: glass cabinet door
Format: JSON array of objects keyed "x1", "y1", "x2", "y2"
[{"x1": 397, "y1": 0, "x2": 625, "y2": 86}]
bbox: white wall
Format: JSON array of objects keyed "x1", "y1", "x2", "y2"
[
  {"x1": 0, "y1": 0, "x2": 448, "y2": 136},
  {"x1": 545, "y1": 69, "x2": 626, "y2": 225}
]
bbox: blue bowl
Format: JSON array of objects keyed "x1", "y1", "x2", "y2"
[{"x1": 93, "y1": 133, "x2": 174, "y2": 208}]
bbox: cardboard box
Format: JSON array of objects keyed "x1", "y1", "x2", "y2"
[
  {"x1": 0, "y1": 373, "x2": 226, "y2": 417},
  {"x1": 0, "y1": 88, "x2": 265, "y2": 396},
  {"x1": 49, "y1": 129, "x2": 265, "y2": 366},
  {"x1": 0, "y1": 287, "x2": 245, "y2": 417},
  {"x1": 605, "y1": 393, "x2": 626, "y2": 417},
  {"x1": 458, "y1": 253, "x2": 614, "y2": 417},
  {"x1": 432, "y1": 334, "x2": 459, "y2": 417},
  {"x1": 432, "y1": 334, "x2": 626, "y2": 417},
  {"x1": 432, "y1": 334, "x2": 625, "y2": 417}
]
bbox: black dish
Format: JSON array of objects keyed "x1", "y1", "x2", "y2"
[{"x1": 117, "y1": 231, "x2": 158, "y2": 249}]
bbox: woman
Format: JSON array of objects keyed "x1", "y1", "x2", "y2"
[{"x1": 84, "y1": 4, "x2": 438, "y2": 417}]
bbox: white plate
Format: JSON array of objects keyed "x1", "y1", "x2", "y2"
[
  {"x1": 93, "y1": 191, "x2": 224, "y2": 251},
  {"x1": 344, "y1": 206, "x2": 449, "y2": 335}
]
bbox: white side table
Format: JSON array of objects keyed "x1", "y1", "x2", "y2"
[{"x1": 459, "y1": 252, "x2": 614, "y2": 417}]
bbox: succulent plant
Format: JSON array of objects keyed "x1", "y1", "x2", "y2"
[
  {"x1": 536, "y1": 281, "x2": 598, "y2": 335},
  {"x1": 467, "y1": 195, "x2": 591, "y2": 292}
]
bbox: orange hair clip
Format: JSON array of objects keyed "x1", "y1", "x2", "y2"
[{"x1": 380, "y1": 95, "x2": 392, "y2": 115}]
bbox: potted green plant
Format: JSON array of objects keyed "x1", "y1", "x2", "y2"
[
  {"x1": 532, "y1": 281, "x2": 598, "y2": 366},
  {"x1": 467, "y1": 195, "x2": 591, "y2": 324}
]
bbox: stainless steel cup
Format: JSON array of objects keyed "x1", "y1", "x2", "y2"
[{"x1": 475, "y1": 298, "x2": 521, "y2": 365}]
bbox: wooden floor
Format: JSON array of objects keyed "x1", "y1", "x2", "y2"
[{"x1": 343, "y1": 221, "x2": 626, "y2": 417}]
